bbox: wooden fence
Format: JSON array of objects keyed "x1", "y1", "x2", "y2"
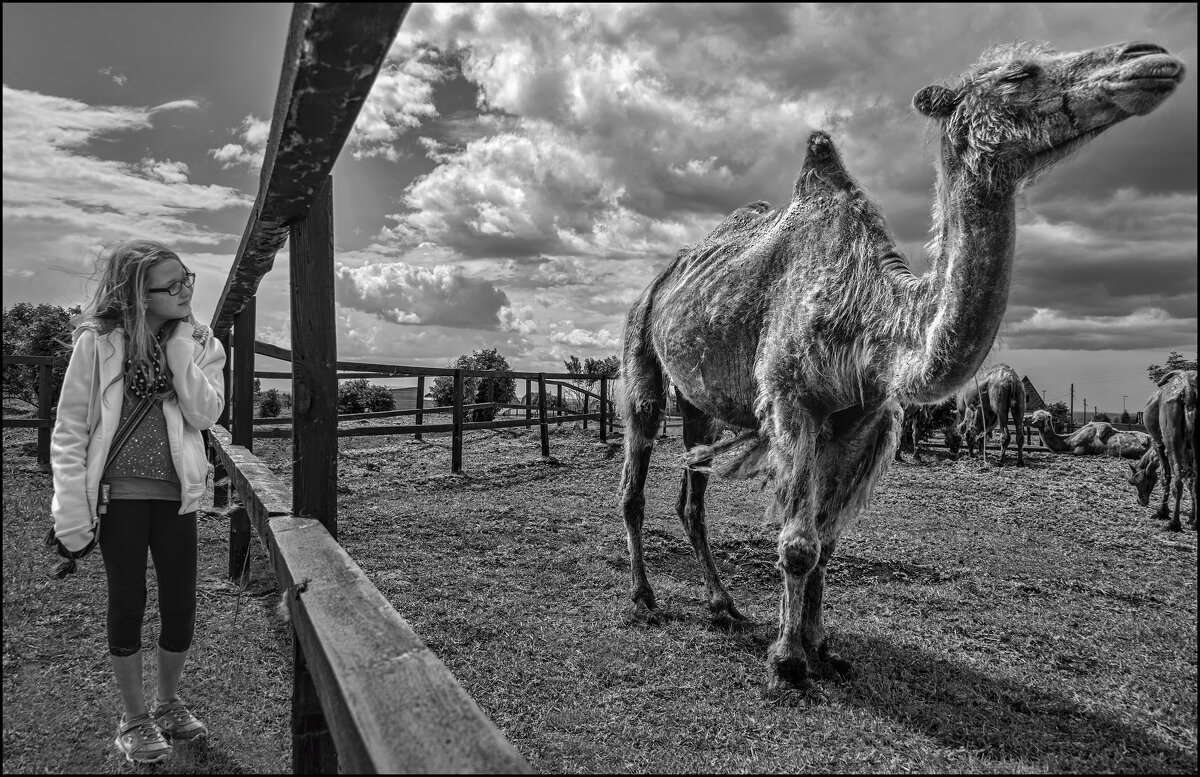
[
  {"x1": 248, "y1": 341, "x2": 614, "y2": 473},
  {"x1": 0, "y1": 353, "x2": 67, "y2": 466}
]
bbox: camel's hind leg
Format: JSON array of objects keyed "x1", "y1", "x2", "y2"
[
  {"x1": 618, "y1": 351, "x2": 665, "y2": 618},
  {"x1": 676, "y1": 392, "x2": 749, "y2": 628}
]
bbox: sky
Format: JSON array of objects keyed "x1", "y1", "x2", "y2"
[{"x1": 3, "y1": 3, "x2": 1196, "y2": 417}]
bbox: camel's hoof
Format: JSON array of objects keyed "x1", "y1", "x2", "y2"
[
  {"x1": 816, "y1": 652, "x2": 855, "y2": 682},
  {"x1": 709, "y1": 599, "x2": 753, "y2": 632},
  {"x1": 762, "y1": 678, "x2": 828, "y2": 707},
  {"x1": 766, "y1": 649, "x2": 810, "y2": 688},
  {"x1": 1165, "y1": 520, "x2": 1183, "y2": 533},
  {"x1": 624, "y1": 600, "x2": 666, "y2": 627}
]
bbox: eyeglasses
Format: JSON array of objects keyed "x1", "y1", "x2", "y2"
[{"x1": 147, "y1": 272, "x2": 196, "y2": 296}]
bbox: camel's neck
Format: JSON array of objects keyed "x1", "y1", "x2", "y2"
[
  {"x1": 1036, "y1": 424, "x2": 1071, "y2": 451},
  {"x1": 898, "y1": 153, "x2": 1018, "y2": 402}
]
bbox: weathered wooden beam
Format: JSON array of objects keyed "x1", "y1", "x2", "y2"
[
  {"x1": 0, "y1": 355, "x2": 67, "y2": 366},
  {"x1": 36, "y1": 364, "x2": 51, "y2": 465},
  {"x1": 210, "y1": 3, "x2": 412, "y2": 338},
  {"x1": 452, "y1": 369, "x2": 464, "y2": 474},
  {"x1": 290, "y1": 176, "x2": 338, "y2": 541},
  {"x1": 415, "y1": 375, "x2": 425, "y2": 442},
  {"x1": 599, "y1": 376, "x2": 608, "y2": 443},
  {"x1": 206, "y1": 426, "x2": 529, "y2": 774},
  {"x1": 232, "y1": 298, "x2": 256, "y2": 451},
  {"x1": 537, "y1": 374, "x2": 550, "y2": 458}
]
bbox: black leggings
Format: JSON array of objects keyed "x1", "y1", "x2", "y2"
[{"x1": 99, "y1": 500, "x2": 197, "y2": 657}]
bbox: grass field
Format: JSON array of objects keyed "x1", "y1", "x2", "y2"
[{"x1": 3, "y1": 413, "x2": 1197, "y2": 773}]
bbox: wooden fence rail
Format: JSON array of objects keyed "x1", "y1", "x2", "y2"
[
  {"x1": 207, "y1": 426, "x2": 529, "y2": 773},
  {"x1": 248, "y1": 340, "x2": 616, "y2": 470},
  {"x1": 1, "y1": 353, "x2": 67, "y2": 465}
]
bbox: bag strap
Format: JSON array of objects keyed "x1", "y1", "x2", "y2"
[{"x1": 103, "y1": 394, "x2": 156, "y2": 475}]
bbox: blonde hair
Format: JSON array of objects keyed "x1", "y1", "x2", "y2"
[{"x1": 80, "y1": 240, "x2": 187, "y2": 400}]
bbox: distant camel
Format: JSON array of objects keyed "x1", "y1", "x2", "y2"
[
  {"x1": 1138, "y1": 369, "x2": 1197, "y2": 531},
  {"x1": 616, "y1": 41, "x2": 1183, "y2": 697},
  {"x1": 894, "y1": 399, "x2": 957, "y2": 463},
  {"x1": 947, "y1": 363, "x2": 1026, "y2": 465},
  {"x1": 1028, "y1": 410, "x2": 1152, "y2": 459}
]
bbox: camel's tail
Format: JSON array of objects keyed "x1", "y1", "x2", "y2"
[{"x1": 683, "y1": 430, "x2": 770, "y2": 480}]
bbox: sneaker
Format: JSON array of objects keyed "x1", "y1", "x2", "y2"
[
  {"x1": 115, "y1": 713, "x2": 173, "y2": 764},
  {"x1": 152, "y1": 698, "x2": 208, "y2": 742}
]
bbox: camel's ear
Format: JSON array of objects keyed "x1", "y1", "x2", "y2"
[{"x1": 913, "y1": 84, "x2": 960, "y2": 118}]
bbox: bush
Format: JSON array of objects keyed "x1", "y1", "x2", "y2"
[
  {"x1": 338, "y1": 379, "x2": 395, "y2": 415},
  {"x1": 2, "y1": 302, "x2": 79, "y2": 407},
  {"x1": 1045, "y1": 401, "x2": 1071, "y2": 429},
  {"x1": 429, "y1": 347, "x2": 517, "y2": 421},
  {"x1": 1094, "y1": 412, "x2": 1111, "y2": 423},
  {"x1": 259, "y1": 388, "x2": 282, "y2": 418}
]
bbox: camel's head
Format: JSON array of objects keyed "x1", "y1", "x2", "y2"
[
  {"x1": 1029, "y1": 409, "x2": 1055, "y2": 432},
  {"x1": 957, "y1": 404, "x2": 983, "y2": 444},
  {"x1": 944, "y1": 417, "x2": 963, "y2": 456},
  {"x1": 914, "y1": 41, "x2": 1185, "y2": 189},
  {"x1": 1127, "y1": 454, "x2": 1160, "y2": 507}
]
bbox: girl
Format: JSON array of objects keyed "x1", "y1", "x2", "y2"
[{"x1": 50, "y1": 240, "x2": 226, "y2": 764}]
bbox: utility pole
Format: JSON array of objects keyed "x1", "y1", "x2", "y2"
[
  {"x1": 1083, "y1": 398, "x2": 1087, "y2": 421},
  {"x1": 1123, "y1": 395, "x2": 1128, "y2": 415},
  {"x1": 1069, "y1": 383, "x2": 1074, "y2": 432}
]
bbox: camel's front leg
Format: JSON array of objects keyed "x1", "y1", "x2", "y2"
[{"x1": 767, "y1": 403, "x2": 899, "y2": 695}]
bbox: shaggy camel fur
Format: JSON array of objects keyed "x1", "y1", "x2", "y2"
[
  {"x1": 617, "y1": 41, "x2": 1184, "y2": 696},
  {"x1": 1028, "y1": 410, "x2": 1152, "y2": 459},
  {"x1": 947, "y1": 363, "x2": 1026, "y2": 465},
  {"x1": 1136, "y1": 369, "x2": 1197, "y2": 531}
]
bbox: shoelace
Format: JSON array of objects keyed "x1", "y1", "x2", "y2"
[{"x1": 126, "y1": 718, "x2": 166, "y2": 746}]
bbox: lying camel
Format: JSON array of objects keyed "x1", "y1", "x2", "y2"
[
  {"x1": 1028, "y1": 410, "x2": 1152, "y2": 459},
  {"x1": 1139, "y1": 369, "x2": 1197, "y2": 531}
]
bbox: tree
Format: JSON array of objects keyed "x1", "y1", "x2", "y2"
[
  {"x1": 253, "y1": 377, "x2": 262, "y2": 399},
  {"x1": 430, "y1": 348, "x2": 517, "y2": 421},
  {"x1": 1045, "y1": 401, "x2": 1071, "y2": 430},
  {"x1": 2, "y1": 302, "x2": 80, "y2": 407},
  {"x1": 1120, "y1": 410, "x2": 1132, "y2": 425},
  {"x1": 259, "y1": 388, "x2": 282, "y2": 418},
  {"x1": 338, "y1": 379, "x2": 395, "y2": 414},
  {"x1": 564, "y1": 353, "x2": 619, "y2": 414},
  {"x1": 1094, "y1": 412, "x2": 1111, "y2": 423},
  {"x1": 1147, "y1": 351, "x2": 1197, "y2": 383}
]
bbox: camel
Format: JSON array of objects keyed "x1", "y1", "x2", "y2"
[
  {"x1": 1137, "y1": 369, "x2": 1197, "y2": 531},
  {"x1": 894, "y1": 398, "x2": 957, "y2": 463},
  {"x1": 617, "y1": 41, "x2": 1184, "y2": 697},
  {"x1": 1028, "y1": 410, "x2": 1152, "y2": 459},
  {"x1": 945, "y1": 363, "x2": 1026, "y2": 465}
]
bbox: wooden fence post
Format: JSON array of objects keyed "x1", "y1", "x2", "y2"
[
  {"x1": 292, "y1": 628, "x2": 338, "y2": 774},
  {"x1": 415, "y1": 375, "x2": 424, "y2": 441},
  {"x1": 582, "y1": 392, "x2": 589, "y2": 431},
  {"x1": 232, "y1": 296, "x2": 256, "y2": 451},
  {"x1": 599, "y1": 376, "x2": 608, "y2": 443},
  {"x1": 487, "y1": 376, "x2": 495, "y2": 420},
  {"x1": 213, "y1": 333, "x2": 231, "y2": 509},
  {"x1": 525, "y1": 378, "x2": 532, "y2": 427},
  {"x1": 537, "y1": 373, "x2": 550, "y2": 458},
  {"x1": 452, "y1": 368, "x2": 464, "y2": 473},
  {"x1": 37, "y1": 363, "x2": 51, "y2": 467}
]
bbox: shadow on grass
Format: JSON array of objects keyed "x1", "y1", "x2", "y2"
[{"x1": 838, "y1": 633, "x2": 1191, "y2": 770}]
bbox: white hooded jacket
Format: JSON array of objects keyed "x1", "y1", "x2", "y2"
[{"x1": 50, "y1": 320, "x2": 226, "y2": 552}]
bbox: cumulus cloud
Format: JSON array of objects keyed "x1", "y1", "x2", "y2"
[
  {"x1": 333, "y1": 261, "x2": 510, "y2": 329},
  {"x1": 208, "y1": 115, "x2": 271, "y2": 172},
  {"x1": 549, "y1": 326, "x2": 620, "y2": 350},
  {"x1": 2, "y1": 87, "x2": 250, "y2": 263},
  {"x1": 1006, "y1": 307, "x2": 1197, "y2": 351},
  {"x1": 99, "y1": 67, "x2": 127, "y2": 87}
]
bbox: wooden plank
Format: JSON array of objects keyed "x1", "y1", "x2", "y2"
[
  {"x1": 233, "y1": 297, "x2": 256, "y2": 450},
  {"x1": 2, "y1": 418, "x2": 51, "y2": 429},
  {"x1": 599, "y1": 376, "x2": 608, "y2": 443},
  {"x1": 537, "y1": 374, "x2": 550, "y2": 458},
  {"x1": 210, "y1": 4, "x2": 412, "y2": 338},
  {"x1": 268, "y1": 515, "x2": 531, "y2": 774},
  {"x1": 415, "y1": 376, "x2": 424, "y2": 442},
  {"x1": 452, "y1": 369, "x2": 464, "y2": 473},
  {"x1": 36, "y1": 364, "x2": 51, "y2": 465},
  {"x1": 0, "y1": 354, "x2": 67, "y2": 366},
  {"x1": 218, "y1": 333, "x2": 232, "y2": 429},
  {"x1": 254, "y1": 423, "x2": 455, "y2": 438},
  {"x1": 290, "y1": 176, "x2": 338, "y2": 541}
]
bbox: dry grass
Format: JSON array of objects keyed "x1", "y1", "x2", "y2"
[{"x1": 4, "y1": 410, "x2": 1197, "y2": 773}]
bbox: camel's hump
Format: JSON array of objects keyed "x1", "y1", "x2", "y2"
[{"x1": 794, "y1": 130, "x2": 858, "y2": 196}]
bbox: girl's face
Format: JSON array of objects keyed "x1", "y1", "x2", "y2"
[{"x1": 143, "y1": 259, "x2": 193, "y2": 327}]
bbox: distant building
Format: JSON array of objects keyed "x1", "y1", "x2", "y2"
[{"x1": 1022, "y1": 375, "x2": 1046, "y2": 410}]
